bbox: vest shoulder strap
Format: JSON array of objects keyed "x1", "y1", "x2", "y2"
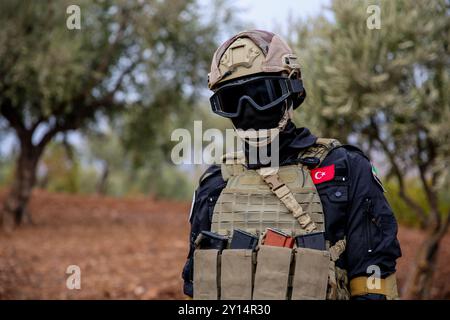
[
  {"x1": 198, "y1": 165, "x2": 222, "y2": 185},
  {"x1": 219, "y1": 137, "x2": 342, "y2": 180},
  {"x1": 298, "y1": 138, "x2": 341, "y2": 167},
  {"x1": 220, "y1": 151, "x2": 245, "y2": 181}
]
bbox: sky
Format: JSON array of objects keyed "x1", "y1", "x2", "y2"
[{"x1": 239, "y1": 0, "x2": 331, "y2": 33}]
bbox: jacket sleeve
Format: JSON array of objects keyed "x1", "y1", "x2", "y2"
[
  {"x1": 181, "y1": 165, "x2": 226, "y2": 297},
  {"x1": 345, "y1": 148, "x2": 402, "y2": 283}
]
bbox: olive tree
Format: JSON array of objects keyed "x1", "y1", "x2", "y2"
[
  {"x1": 0, "y1": 0, "x2": 229, "y2": 228},
  {"x1": 294, "y1": 0, "x2": 449, "y2": 299}
]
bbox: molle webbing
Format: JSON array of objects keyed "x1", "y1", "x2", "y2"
[
  {"x1": 203, "y1": 138, "x2": 353, "y2": 300},
  {"x1": 212, "y1": 138, "x2": 341, "y2": 237},
  {"x1": 258, "y1": 167, "x2": 317, "y2": 233},
  {"x1": 211, "y1": 163, "x2": 324, "y2": 237}
]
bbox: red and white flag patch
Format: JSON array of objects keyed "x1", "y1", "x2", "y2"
[{"x1": 310, "y1": 164, "x2": 335, "y2": 184}]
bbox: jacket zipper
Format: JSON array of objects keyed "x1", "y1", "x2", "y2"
[{"x1": 364, "y1": 197, "x2": 373, "y2": 254}]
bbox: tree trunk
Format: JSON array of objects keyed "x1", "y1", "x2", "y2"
[
  {"x1": 96, "y1": 161, "x2": 109, "y2": 195},
  {"x1": 1, "y1": 145, "x2": 40, "y2": 231},
  {"x1": 403, "y1": 215, "x2": 449, "y2": 299}
]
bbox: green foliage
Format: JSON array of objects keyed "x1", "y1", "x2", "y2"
[
  {"x1": 385, "y1": 178, "x2": 450, "y2": 227},
  {"x1": 386, "y1": 180, "x2": 427, "y2": 227},
  {"x1": 0, "y1": 156, "x2": 15, "y2": 187},
  {"x1": 120, "y1": 0, "x2": 238, "y2": 172},
  {"x1": 1, "y1": 0, "x2": 114, "y2": 118},
  {"x1": 0, "y1": 0, "x2": 238, "y2": 201},
  {"x1": 0, "y1": 0, "x2": 230, "y2": 122},
  {"x1": 124, "y1": 163, "x2": 194, "y2": 200},
  {"x1": 76, "y1": 167, "x2": 100, "y2": 195},
  {"x1": 77, "y1": 126, "x2": 194, "y2": 198},
  {"x1": 152, "y1": 166, "x2": 195, "y2": 200},
  {"x1": 291, "y1": 0, "x2": 449, "y2": 226},
  {"x1": 295, "y1": 0, "x2": 449, "y2": 140},
  {"x1": 40, "y1": 142, "x2": 81, "y2": 193}
]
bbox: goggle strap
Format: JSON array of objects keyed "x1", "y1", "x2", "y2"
[
  {"x1": 266, "y1": 79, "x2": 276, "y2": 101},
  {"x1": 288, "y1": 78, "x2": 302, "y2": 94}
]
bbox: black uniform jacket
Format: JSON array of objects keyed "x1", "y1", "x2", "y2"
[{"x1": 182, "y1": 124, "x2": 402, "y2": 298}]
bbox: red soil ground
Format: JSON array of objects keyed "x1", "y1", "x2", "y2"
[{"x1": 0, "y1": 189, "x2": 448, "y2": 299}]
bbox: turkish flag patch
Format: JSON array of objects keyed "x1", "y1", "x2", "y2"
[{"x1": 310, "y1": 164, "x2": 335, "y2": 184}]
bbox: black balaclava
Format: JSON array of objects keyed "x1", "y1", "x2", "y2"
[
  {"x1": 230, "y1": 99, "x2": 295, "y2": 169},
  {"x1": 231, "y1": 99, "x2": 286, "y2": 131},
  {"x1": 225, "y1": 75, "x2": 308, "y2": 168}
]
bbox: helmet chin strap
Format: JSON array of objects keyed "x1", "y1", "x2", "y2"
[{"x1": 234, "y1": 101, "x2": 293, "y2": 147}]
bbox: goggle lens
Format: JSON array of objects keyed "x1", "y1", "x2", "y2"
[{"x1": 210, "y1": 76, "x2": 301, "y2": 118}]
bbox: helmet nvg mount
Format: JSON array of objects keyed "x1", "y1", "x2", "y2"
[{"x1": 208, "y1": 30, "x2": 306, "y2": 147}]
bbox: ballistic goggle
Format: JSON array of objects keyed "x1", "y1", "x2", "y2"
[{"x1": 209, "y1": 76, "x2": 304, "y2": 118}]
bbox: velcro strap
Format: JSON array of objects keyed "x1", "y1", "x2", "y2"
[
  {"x1": 350, "y1": 273, "x2": 399, "y2": 299},
  {"x1": 280, "y1": 192, "x2": 315, "y2": 232},
  {"x1": 259, "y1": 170, "x2": 284, "y2": 190},
  {"x1": 274, "y1": 185, "x2": 290, "y2": 198},
  {"x1": 257, "y1": 168, "x2": 317, "y2": 233},
  {"x1": 194, "y1": 233, "x2": 204, "y2": 249},
  {"x1": 329, "y1": 239, "x2": 346, "y2": 262}
]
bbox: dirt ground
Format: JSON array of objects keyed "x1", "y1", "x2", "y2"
[{"x1": 0, "y1": 189, "x2": 449, "y2": 299}]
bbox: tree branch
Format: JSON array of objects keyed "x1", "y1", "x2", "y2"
[
  {"x1": 30, "y1": 115, "x2": 46, "y2": 133},
  {"x1": 49, "y1": 9, "x2": 130, "y2": 119},
  {"x1": 0, "y1": 100, "x2": 30, "y2": 144},
  {"x1": 79, "y1": 8, "x2": 131, "y2": 103},
  {"x1": 34, "y1": 58, "x2": 136, "y2": 157},
  {"x1": 369, "y1": 118, "x2": 428, "y2": 228},
  {"x1": 416, "y1": 131, "x2": 440, "y2": 229},
  {"x1": 439, "y1": 211, "x2": 450, "y2": 238},
  {"x1": 33, "y1": 8, "x2": 139, "y2": 158}
]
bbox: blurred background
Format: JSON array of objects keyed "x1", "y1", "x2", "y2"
[{"x1": 0, "y1": 0, "x2": 448, "y2": 299}]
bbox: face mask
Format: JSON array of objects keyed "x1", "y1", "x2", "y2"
[
  {"x1": 232, "y1": 100, "x2": 293, "y2": 151},
  {"x1": 231, "y1": 99, "x2": 286, "y2": 131}
]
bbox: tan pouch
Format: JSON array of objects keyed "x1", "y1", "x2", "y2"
[
  {"x1": 220, "y1": 249, "x2": 254, "y2": 300},
  {"x1": 291, "y1": 248, "x2": 330, "y2": 300},
  {"x1": 253, "y1": 245, "x2": 292, "y2": 300},
  {"x1": 193, "y1": 249, "x2": 220, "y2": 300}
]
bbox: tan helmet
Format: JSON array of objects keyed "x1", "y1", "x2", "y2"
[{"x1": 208, "y1": 30, "x2": 302, "y2": 90}]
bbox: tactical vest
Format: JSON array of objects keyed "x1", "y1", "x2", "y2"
[{"x1": 194, "y1": 139, "x2": 350, "y2": 300}]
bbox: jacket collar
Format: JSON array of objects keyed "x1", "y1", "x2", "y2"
[{"x1": 284, "y1": 123, "x2": 317, "y2": 150}]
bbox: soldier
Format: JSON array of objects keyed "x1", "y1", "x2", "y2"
[{"x1": 182, "y1": 30, "x2": 401, "y2": 300}]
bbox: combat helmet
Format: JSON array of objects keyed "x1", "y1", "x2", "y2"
[{"x1": 208, "y1": 30, "x2": 306, "y2": 146}]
